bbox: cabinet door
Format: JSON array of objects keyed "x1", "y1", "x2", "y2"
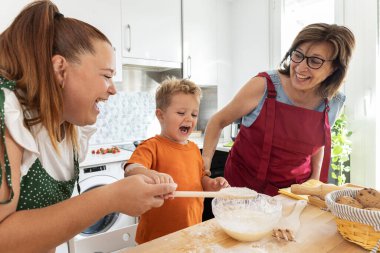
[
  {"x1": 182, "y1": 0, "x2": 218, "y2": 86},
  {"x1": 53, "y1": 0, "x2": 122, "y2": 82},
  {"x1": 121, "y1": 0, "x2": 182, "y2": 68}
]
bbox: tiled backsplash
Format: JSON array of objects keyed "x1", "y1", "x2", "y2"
[
  {"x1": 89, "y1": 67, "x2": 166, "y2": 145},
  {"x1": 89, "y1": 90, "x2": 157, "y2": 145}
]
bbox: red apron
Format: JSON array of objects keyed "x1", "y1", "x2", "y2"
[{"x1": 224, "y1": 72, "x2": 331, "y2": 196}]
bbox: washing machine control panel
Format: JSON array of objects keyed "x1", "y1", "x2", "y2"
[{"x1": 83, "y1": 165, "x2": 107, "y2": 174}]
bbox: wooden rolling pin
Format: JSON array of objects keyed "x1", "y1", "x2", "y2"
[{"x1": 290, "y1": 183, "x2": 350, "y2": 200}]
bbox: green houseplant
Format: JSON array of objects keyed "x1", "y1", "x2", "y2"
[{"x1": 330, "y1": 113, "x2": 352, "y2": 186}]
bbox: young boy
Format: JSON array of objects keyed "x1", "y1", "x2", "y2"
[{"x1": 124, "y1": 77, "x2": 229, "y2": 244}]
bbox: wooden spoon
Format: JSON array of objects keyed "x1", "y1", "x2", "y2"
[{"x1": 174, "y1": 187, "x2": 257, "y2": 199}]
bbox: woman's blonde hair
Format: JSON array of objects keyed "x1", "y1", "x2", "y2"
[
  {"x1": 156, "y1": 77, "x2": 202, "y2": 110},
  {"x1": 279, "y1": 23, "x2": 355, "y2": 98},
  {"x1": 0, "y1": 0, "x2": 111, "y2": 151}
]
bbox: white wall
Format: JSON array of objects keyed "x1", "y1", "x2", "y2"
[
  {"x1": 216, "y1": 0, "x2": 233, "y2": 111},
  {"x1": 230, "y1": 0, "x2": 271, "y2": 100},
  {"x1": 215, "y1": 0, "x2": 270, "y2": 140},
  {"x1": 339, "y1": 0, "x2": 379, "y2": 188},
  {"x1": 0, "y1": 0, "x2": 33, "y2": 33}
]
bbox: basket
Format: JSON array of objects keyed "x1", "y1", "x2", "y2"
[{"x1": 325, "y1": 189, "x2": 380, "y2": 251}]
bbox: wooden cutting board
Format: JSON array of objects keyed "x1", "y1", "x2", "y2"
[{"x1": 121, "y1": 195, "x2": 366, "y2": 253}]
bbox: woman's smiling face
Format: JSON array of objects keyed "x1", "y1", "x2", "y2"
[
  {"x1": 61, "y1": 40, "x2": 116, "y2": 126},
  {"x1": 289, "y1": 41, "x2": 335, "y2": 93}
]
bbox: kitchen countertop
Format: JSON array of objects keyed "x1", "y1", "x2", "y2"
[
  {"x1": 189, "y1": 137, "x2": 232, "y2": 152},
  {"x1": 80, "y1": 137, "x2": 231, "y2": 168},
  {"x1": 80, "y1": 146, "x2": 132, "y2": 167},
  {"x1": 121, "y1": 195, "x2": 367, "y2": 253}
]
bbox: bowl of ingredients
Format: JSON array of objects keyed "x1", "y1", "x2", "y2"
[{"x1": 212, "y1": 194, "x2": 282, "y2": 242}]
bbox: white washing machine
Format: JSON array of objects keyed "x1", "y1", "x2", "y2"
[{"x1": 58, "y1": 147, "x2": 138, "y2": 253}]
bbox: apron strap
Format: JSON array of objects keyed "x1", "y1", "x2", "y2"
[
  {"x1": 74, "y1": 149, "x2": 81, "y2": 194},
  {"x1": 319, "y1": 99, "x2": 331, "y2": 183},
  {"x1": 255, "y1": 72, "x2": 276, "y2": 188},
  {"x1": 0, "y1": 77, "x2": 16, "y2": 204}
]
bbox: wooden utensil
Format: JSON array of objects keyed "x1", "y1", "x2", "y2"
[
  {"x1": 308, "y1": 195, "x2": 327, "y2": 209},
  {"x1": 174, "y1": 191, "x2": 228, "y2": 198},
  {"x1": 273, "y1": 199, "x2": 307, "y2": 241},
  {"x1": 290, "y1": 183, "x2": 354, "y2": 200},
  {"x1": 174, "y1": 187, "x2": 257, "y2": 199}
]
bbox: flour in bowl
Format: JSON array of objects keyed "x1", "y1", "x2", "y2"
[
  {"x1": 212, "y1": 194, "x2": 282, "y2": 242},
  {"x1": 220, "y1": 187, "x2": 258, "y2": 198},
  {"x1": 218, "y1": 209, "x2": 280, "y2": 241}
]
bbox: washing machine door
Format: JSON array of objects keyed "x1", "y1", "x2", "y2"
[{"x1": 77, "y1": 175, "x2": 120, "y2": 236}]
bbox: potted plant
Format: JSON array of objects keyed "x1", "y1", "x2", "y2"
[{"x1": 330, "y1": 113, "x2": 352, "y2": 186}]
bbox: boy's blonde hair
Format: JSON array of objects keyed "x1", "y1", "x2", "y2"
[{"x1": 156, "y1": 77, "x2": 202, "y2": 110}]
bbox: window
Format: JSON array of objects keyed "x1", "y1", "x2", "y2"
[{"x1": 280, "y1": 0, "x2": 335, "y2": 56}]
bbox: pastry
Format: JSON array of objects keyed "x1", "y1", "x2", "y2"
[
  {"x1": 336, "y1": 195, "x2": 363, "y2": 209},
  {"x1": 365, "y1": 207, "x2": 380, "y2": 211},
  {"x1": 355, "y1": 188, "x2": 380, "y2": 208}
]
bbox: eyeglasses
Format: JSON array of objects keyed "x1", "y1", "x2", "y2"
[{"x1": 290, "y1": 50, "x2": 333, "y2": 69}]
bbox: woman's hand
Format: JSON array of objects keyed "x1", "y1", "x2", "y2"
[
  {"x1": 201, "y1": 176, "x2": 230, "y2": 192},
  {"x1": 141, "y1": 170, "x2": 176, "y2": 199},
  {"x1": 125, "y1": 164, "x2": 175, "y2": 184},
  {"x1": 107, "y1": 174, "x2": 177, "y2": 216}
]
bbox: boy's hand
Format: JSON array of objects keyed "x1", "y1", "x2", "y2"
[
  {"x1": 145, "y1": 170, "x2": 175, "y2": 184},
  {"x1": 202, "y1": 176, "x2": 230, "y2": 192}
]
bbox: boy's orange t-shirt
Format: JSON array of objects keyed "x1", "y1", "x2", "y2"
[{"x1": 127, "y1": 135, "x2": 204, "y2": 244}]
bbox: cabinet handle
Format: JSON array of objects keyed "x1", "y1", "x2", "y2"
[
  {"x1": 125, "y1": 24, "x2": 131, "y2": 53},
  {"x1": 187, "y1": 56, "x2": 192, "y2": 79}
]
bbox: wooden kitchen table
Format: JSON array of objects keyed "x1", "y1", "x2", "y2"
[{"x1": 121, "y1": 195, "x2": 367, "y2": 253}]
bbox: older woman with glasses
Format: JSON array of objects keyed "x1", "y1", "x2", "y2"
[{"x1": 202, "y1": 23, "x2": 355, "y2": 196}]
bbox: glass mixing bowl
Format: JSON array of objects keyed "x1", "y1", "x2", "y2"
[{"x1": 212, "y1": 194, "x2": 282, "y2": 242}]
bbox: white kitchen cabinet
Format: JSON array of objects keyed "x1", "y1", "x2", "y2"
[
  {"x1": 121, "y1": 0, "x2": 182, "y2": 69},
  {"x1": 182, "y1": 0, "x2": 218, "y2": 86},
  {"x1": 50, "y1": 0, "x2": 123, "y2": 82}
]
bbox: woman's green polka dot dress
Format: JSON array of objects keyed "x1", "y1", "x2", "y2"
[{"x1": 0, "y1": 76, "x2": 79, "y2": 210}]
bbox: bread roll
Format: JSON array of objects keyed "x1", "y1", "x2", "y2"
[
  {"x1": 355, "y1": 188, "x2": 380, "y2": 208},
  {"x1": 336, "y1": 195, "x2": 363, "y2": 209}
]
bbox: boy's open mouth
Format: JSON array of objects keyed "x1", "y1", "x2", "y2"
[{"x1": 179, "y1": 126, "x2": 190, "y2": 133}]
